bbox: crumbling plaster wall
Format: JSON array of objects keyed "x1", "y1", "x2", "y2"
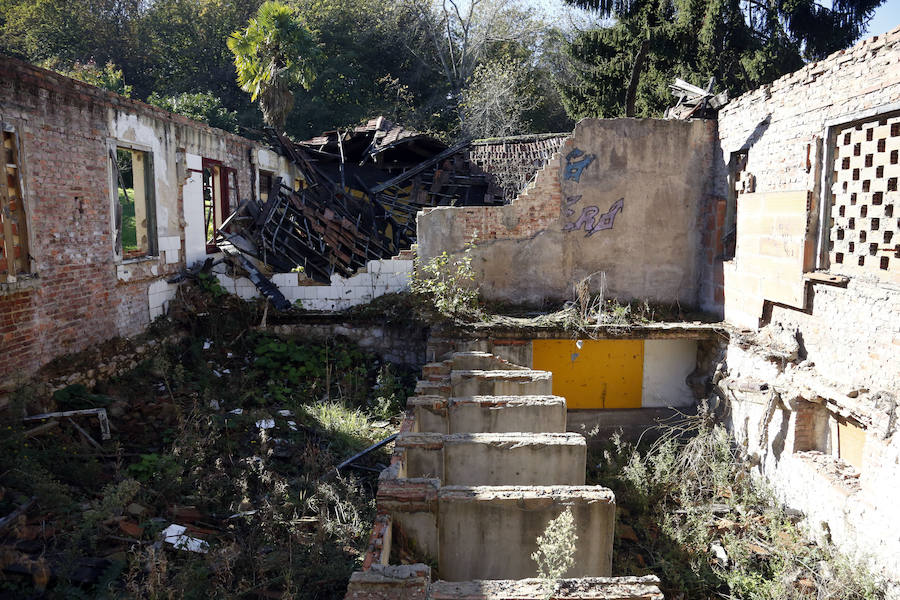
[
  {"x1": 715, "y1": 26, "x2": 900, "y2": 396},
  {"x1": 417, "y1": 118, "x2": 717, "y2": 307},
  {"x1": 713, "y1": 26, "x2": 900, "y2": 592},
  {"x1": 0, "y1": 56, "x2": 261, "y2": 390},
  {"x1": 719, "y1": 336, "x2": 900, "y2": 590}
]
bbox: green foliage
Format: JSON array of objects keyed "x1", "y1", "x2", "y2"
[
  {"x1": 52, "y1": 384, "x2": 110, "y2": 410},
  {"x1": 532, "y1": 507, "x2": 578, "y2": 595},
  {"x1": 195, "y1": 271, "x2": 228, "y2": 299},
  {"x1": 227, "y1": 0, "x2": 318, "y2": 129},
  {"x1": 560, "y1": 0, "x2": 882, "y2": 120},
  {"x1": 42, "y1": 58, "x2": 134, "y2": 97},
  {"x1": 371, "y1": 365, "x2": 408, "y2": 420},
  {"x1": 588, "y1": 416, "x2": 887, "y2": 599},
  {"x1": 147, "y1": 91, "x2": 240, "y2": 133},
  {"x1": 410, "y1": 242, "x2": 480, "y2": 318},
  {"x1": 127, "y1": 453, "x2": 180, "y2": 483}
]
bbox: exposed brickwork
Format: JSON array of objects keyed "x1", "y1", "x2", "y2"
[
  {"x1": 0, "y1": 55, "x2": 259, "y2": 390},
  {"x1": 716, "y1": 26, "x2": 900, "y2": 394},
  {"x1": 468, "y1": 134, "x2": 568, "y2": 201},
  {"x1": 420, "y1": 153, "x2": 562, "y2": 244},
  {"x1": 717, "y1": 26, "x2": 900, "y2": 198}
]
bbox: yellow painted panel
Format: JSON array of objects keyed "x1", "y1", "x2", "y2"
[
  {"x1": 532, "y1": 339, "x2": 643, "y2": 409},
  {"x1": 838, "y1": 419, "x2": 866, "y2": 472}
]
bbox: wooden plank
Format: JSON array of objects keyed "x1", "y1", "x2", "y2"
[{"x1": 0, "y1": 162, "x2": 16, "y2": 280}]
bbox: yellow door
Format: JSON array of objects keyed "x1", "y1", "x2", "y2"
[{"x1": 532, "y1": 339, "x2": 644, "y2": 409}]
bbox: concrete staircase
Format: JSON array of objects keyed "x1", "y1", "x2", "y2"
[{"x1": 345, "y1": 351, "x2": 664, "y2": 600}]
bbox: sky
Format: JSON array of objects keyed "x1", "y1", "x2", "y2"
[
  {"x1": 866, "y1": 0, "x2": 900, "y2": 36},
  {"x1": 537, "y1": 0, "x2": 900, "y2": 38}
]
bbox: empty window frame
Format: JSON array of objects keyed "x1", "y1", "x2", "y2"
[
  {"x1": 259, "y1": 169, "x2": 275, "y2": 202},
  {"x1": 723, "y1": 150, "x2": 750, "y2": 259},
  {"x1": 111, "y1": 145, "x2": 157, "y2": 259},
  {"x1": 202, "y1": 159, "x2": 239, "y2": 253},
  {"x1": 1, "y1": 126, "x2": 29, "y2": 282}
]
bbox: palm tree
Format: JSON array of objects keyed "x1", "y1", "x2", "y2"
[{"x1": 227, "y1": 1, "x2": 318, "y2": 132}]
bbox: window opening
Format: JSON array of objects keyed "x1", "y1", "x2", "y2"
[
  {"x1": 259, "y1": 170, "x2": 274, "y2": 202},
  {"x1": 1, "y1": 127, "x2": 29, "y2": 282},
  {"x1": 202, "y1": 160, "x2": 239, "y2": 253},
  {"x1": 723, "y1": 150, "x2": 749, "y2": 259},
  {"x1": 111, "y1": 146, "x2": 156, "y2": 258}
]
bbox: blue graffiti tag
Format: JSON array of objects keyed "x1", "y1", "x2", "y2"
[
  {"x1": 563, "y1": 198, "x2": 624, "y2": 236},
  {"x1": 564, "y1": 149, "x2": 595, "y2": 182}
]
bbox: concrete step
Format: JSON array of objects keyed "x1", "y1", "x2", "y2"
[
  {"x1": 428, "y1": 576, "x2": 663, "y2": 600},
  {"x1": 396, "y1": 432, "x2": 586, "y2": 486},
  {"x1": 408, "y1": 395, "x2": 567, "y2": 434},
  {"x1": 437, "y1": 485, "x2": 615, "y2": 581},
  {"x1": 449, "y1": 351, "x2": 529, "y2": 372},
  {"x1": 450, "y1": 369, "x2": 552, "y2": 397}
]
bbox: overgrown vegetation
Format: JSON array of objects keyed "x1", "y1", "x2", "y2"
[
  {"x1": 0, "y1": 280, "x2": 417, "y2": 598},
  {"x1": 410, "y1": 241, "x2": 480, "y2": 320},
  {"x1": 588, "y1": 412, "x2": 886, "y2": 599},
  {"x1": 532, "y1": 507, "x2": 578, "y2": 599}
]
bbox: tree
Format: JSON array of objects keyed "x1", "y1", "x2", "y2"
[
  {"x1": 283, "y1": 0, "x2": 447, "y2": 139},
  {"x1": 400, "y1": 0, "x2": 547, "y2": 128},
  {"x1": 147, "y1": 91, "x2": 240, "y2": 133},
  {"x1": 40, "y1": 58, "x2": 133, "y2": 97},
  {"x1": 560, "y1": 0, "x2": 884, "y2": 120},
  {"x1": 227, "y1": 1, "x2": 318, "y2": 131},
  {"x1": 460, "y1": 59, "x2": 534, "y2": 139}
]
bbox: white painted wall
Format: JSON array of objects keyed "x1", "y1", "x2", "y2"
[
  {"x1": 216, "y1": 258, "x2": 414, "y2": 311},
  {"x1": 183, "y1": 153, "x2": 206, "y2": 267},
  {"x1": 148, "y1": 279, "x2": 177, "y2": 320},
  {"x1": 641, "y1": 339, "x2": 697, "y2": 408}
]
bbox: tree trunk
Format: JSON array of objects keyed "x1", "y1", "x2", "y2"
[{"x1": 625, "y1": 38, "x2": 650, "y2": 118}]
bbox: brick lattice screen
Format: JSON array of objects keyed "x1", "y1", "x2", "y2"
[{"x1": 830, "y1": 114, "x2": 900, "y2": 282}]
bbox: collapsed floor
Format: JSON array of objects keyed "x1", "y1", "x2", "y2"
[{"x1": 0, "y1": 286, "x2": 890, "y2": 599}]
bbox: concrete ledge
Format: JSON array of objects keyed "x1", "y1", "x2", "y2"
[
  {"x1": 450, "y1": 351, "x2": 529, "y2": 372},
  {"x1": 408, "y1": 395, "x2": 450, "y2": 433},
  {"x1": 346, "y1": 564, "x2": 431, "y2": 600},
  {"x1": 438, "y1": 486, "x2": 615, "y2": 581},
  {"x1": 396, "y1": 433, "x2": 587, "y2": 486},
  {"x1": 449, "y1": 395, "x2": 567, "y2": 434},
  {"x1": 428, "y1": 576, "x2": 664, "y2": 600},
  {"x1": 450, "y1": 370, "x2": 553, "y2": 397}
]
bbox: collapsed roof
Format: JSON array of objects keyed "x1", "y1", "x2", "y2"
[{"x1": 216, "y1": 117, "x2": 504, "y2": 287}]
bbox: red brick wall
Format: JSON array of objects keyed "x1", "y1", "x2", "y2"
[
  {"x1": 468, "y1": 134, "x2": 568, "y2": 201},
  {"x1": 0, "y1": 56, "x2": 258, "y2": 390},
  {"x1": 420, "y1": 154, "x2": 562, "y2": 244}
]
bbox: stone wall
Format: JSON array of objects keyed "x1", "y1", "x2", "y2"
[
  {"x1": 418, "y1": 118, "x2": 717, "y2": 307},
  {"x1": 265, "y1": 320, "x2": 427, "y2": 366},
  {"x1": 718, "y1": 336, "x2": 900, "y2": 592},
  {"x1": 714, "y1": 27, "x2": 900, "y2": 592},
  {"x1": 0, "y1": 55, "x2": 271, "y2": 393}
]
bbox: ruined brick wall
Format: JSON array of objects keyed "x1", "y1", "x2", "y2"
[
  {"x1": 716, "y1": 28, "x2": 900, "y2": 197},
  {"x1": 715, "y1": 26, "x2": 900, "y2": 393},
  {"x1": 467, "y1": 134, "x2": 568, "y2": 201},
  {"x1": 714, "y1": 28, "x2": 900, "y2": 592},
  {"x1": 0, "y1": 56, "x2": 258, "y2": 391},
  {"x1": 418, "y1": 119, "x2": 716, "y2": 307}
]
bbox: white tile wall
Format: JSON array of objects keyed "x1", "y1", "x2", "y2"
[{"x1": 214, "y1": 258, "x2": 414, "y2": 311}]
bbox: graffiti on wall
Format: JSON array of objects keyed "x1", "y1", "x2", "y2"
[
  {"x1": 564, "y1": 198, "x2": 624, "y2": 236},
  {"x1": 561, "y1": 146, "x2": 623, "y2": 236},
  {"x1": 564, "y1": 149, "x2": 595, "y2": 182}
]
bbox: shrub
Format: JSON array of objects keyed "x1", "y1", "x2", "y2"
[{"x1": 410, "y1": 238, "x2": 479, "y2": 318}]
